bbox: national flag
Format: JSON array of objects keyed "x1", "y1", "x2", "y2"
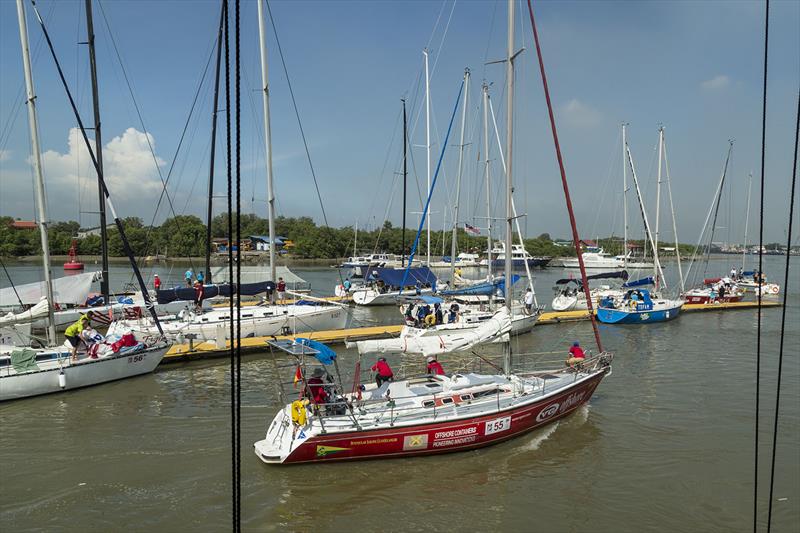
[
  {"x1": 293, "y1": 365, "x2": 303, "y2": 387},
  {"x1": 87, "y1": 310, "x2": 112, "y2": 326},
  {"x1": 464, "y1": 223, "x2": 481, "y2": 236}
]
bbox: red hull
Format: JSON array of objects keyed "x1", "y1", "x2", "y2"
[
  {"x1": 683, "y1": 294, "x2": 743, "y2": 304},
  {"x1": 280, "y1": 372, "x2": 605, "y2": 464},
  {"x1": 63, "y1": 262, "x2": 85, "y2": 270}
]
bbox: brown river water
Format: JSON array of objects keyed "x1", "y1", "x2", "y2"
[{"x1": 1, "y1": 256, "x2": 798, "y2": 531}]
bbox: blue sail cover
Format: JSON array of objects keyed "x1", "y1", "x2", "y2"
[
  {"x1": 440, "y1": 275, "x2": 520, "y2": 296},
  {"x1": 294, "y1": 338, "x2": 337, "y2": 365},
  {"x1": 155, "y1": 281, "x2": 276, "y2": 304},
  {"x1": 368, "y1": 267, "x2": 437, "y2": 289},
  {"x1": 622, "y1": 276, "x2": 654, "y2": 288}
]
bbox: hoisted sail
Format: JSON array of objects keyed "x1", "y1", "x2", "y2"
[{"x1": 0, "y1": 271, "x2": 101, "y2": 307}]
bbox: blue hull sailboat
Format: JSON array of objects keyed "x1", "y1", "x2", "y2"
[{"x1": 597, "y1": 289, "x2": 682, "y2": 324}]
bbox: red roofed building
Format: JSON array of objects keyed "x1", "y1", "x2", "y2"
[{"x1": 9, "y1": 220, "x2": 37, "y2": 230}]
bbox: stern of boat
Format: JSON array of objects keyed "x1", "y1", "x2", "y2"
[{"x1": 254, "y1": 405, "x2": 310, "y2": 464}]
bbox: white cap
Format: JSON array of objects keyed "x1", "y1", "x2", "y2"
[{"x1": 426, "y1": 356, "x2": 435, "y2": 363}]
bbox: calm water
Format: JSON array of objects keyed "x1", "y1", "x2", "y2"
[{"x1": 1, "y1": 256, "x2": 798, "y2": 532}]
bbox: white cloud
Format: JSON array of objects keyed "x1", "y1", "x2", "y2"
[
  {"x1": 0, "y1": 149, "x2": 10, "y2": 162},
  {"x1": 700, "y1": 75, "x2": 730, "y2": 90},
  {"x1": 561, "y1": 99, "x2": 603, "y2": 128}
]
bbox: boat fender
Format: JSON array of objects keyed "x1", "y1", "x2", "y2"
[
  {"x1": 770, "y1": 285, "x2": 779, "y2": 295},
  {"x1": 58, "y1": 371, "x2": 66, "y2": 389},
  {"x1": 291, "y1": 399, "x2": 308, "y2": 426}
]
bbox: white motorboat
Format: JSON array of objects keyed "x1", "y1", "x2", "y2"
[
  {"x1": 480, "y1": 243, "x2": 551, "y2": 268},
  {"x1": 351, "y1": 266, "x2": 438, "y2": 306}
]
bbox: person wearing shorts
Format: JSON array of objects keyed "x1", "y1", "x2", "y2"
[{"x1": 65, "y1": 315, "x2": 90, "y2": 361}]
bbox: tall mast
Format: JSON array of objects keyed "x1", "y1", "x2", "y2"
[
  {"x1": 663, "y1": 133, "x2": 684, "y2": 293},
  {"x1": 204, "y1": 2, "x2": 225, "y2": 284},
  {"x1": 654, "y1": 126, "x2": 664, "y2": 289},
  {"x1": 353, "y1": 219, "x2": 358, "y2": 257},
  {"x1": 402, "y1": 99, "x2": 407, "y2": 267},
  {"x1": 483, "y1": 84, "x2": 493, "y2": 288},
  {"x1": 450, "y1": 69, "x2": 470, "y2": 282},
  {"x1": 257, "y1": 0, "x2": 276, "y2": 288},
  {"x1": 504, "y1": 0, "x2": 514, "y2": 316},
  {"x1": 424, "y1": 49, "x2": 432, "y2": 266},
  {"x1": 84, "y1": 0, "x2": 109, "y2": 303},
  {"x1": 622, "y1": 122, "x2": 628, "y2": 267},
  {"x1": 16, "y1": 0, "x2": 55, "y2": 345},
  {"x1": 503, "y1": 0, "x2": 515, "y2": 376},
  {"x1": 742, "y1": 172, "x2": 753, "y2": 271}
]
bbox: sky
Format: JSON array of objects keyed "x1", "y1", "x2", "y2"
[{"x1": 1, "y1": 0, "x2": 798, "y2": 246}]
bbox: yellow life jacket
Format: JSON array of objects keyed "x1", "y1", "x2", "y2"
[
  {"x1": 291, "y1": 399, "x2": 307, "y2": 426},
  {"x1": 424, "y1": 313, "x2": 436, "y2": 326}
]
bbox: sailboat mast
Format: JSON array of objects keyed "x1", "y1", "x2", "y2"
[
  {"x1": 205, "y1": 3, "x2": 225, "y2": 285},
  {"x1": 742, "y1": 172, "x2": 753, "y2": 270},
  {"x1": 402, "y1": 99, "x2": 408, "y2": 268},
  {"x1": 354, "y1": 219, "x2": 358, "y2": 257},
  {"x1": 504, "y1": 0, "x2": 514, "y2": 316},
  {"x1": 502, "y1": 0, "x2": 515, "y2": 376},
  {"x1": 85, "y1": 0, "x2": 109, "y2": 303},
  {"x1": 16, "y1": 0, "x2": 55, "y2": 344},
  {"x1": 622, "y1": 122, "x2": 628, "y2": 267},
  {"x1": 483, "y1": 84, "x2": 493, "y2": 287},
  {"x1": 450, "y1": 69, "x2": 470, "y2": 283},
  {"x1": 654, "y1": 126, "x2": 664, "y2": 289},
  {"x1": 257, "y1": 0, "x2": 277, "y2": 287},
  {"x1": 424, "y1": 49, "x2": 432, "y2": 266}
]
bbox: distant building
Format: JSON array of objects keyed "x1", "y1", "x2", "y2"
[
  {"x1": 9, "y1": 220, "x2": 37, "y2": 230},
  {"x1": 249, "y1": 235, "x2": 289, "y2": 252}
]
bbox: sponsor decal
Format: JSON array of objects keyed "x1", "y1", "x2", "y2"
[
  {"x1": 434, "y1": 427, "x2": 477, "y2": 440},
  {"x1": 536, "y1": 402, "x2": 560, "y2": 422},
  {"x1": 298, "y1": 430, "x2": 306, "y2": 440},
  {"x1": 432, "y1": 435, "x2": 477, "y2": 448},
  {"x1": 535, "y1": 391, "x2": 588, "y2": 423},
  {"x1": 350, "y1": 437, "x2": 398, "y2": 446},
  {"x1": 316, "y1": 445, "x2": 349, "y2": 457},
  {"x1": 640, "y1": 313, "x2": 650, "y2": 321},
  {"x1": 403, "y1": 434, "x2": 429, "y2": 451}
]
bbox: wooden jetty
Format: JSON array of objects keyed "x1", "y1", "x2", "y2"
[{"x1": 161, "y1": 300, "x2": 781, "y2": 363}]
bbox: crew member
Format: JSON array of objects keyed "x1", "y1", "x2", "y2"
[
  {"x1": 153, "y1": 274, "x2": 161, "y2": 291},
  {"x1": 306, "y1": 367, "x2": 328, "y2": 405},
  {"x1": 433, "y1": 303, "x2": 443, "y2": 325},
  {"x1": 426, "y1": 356, "x2": 445, "y2": 375},
  {"x1": 65, "y1": 314, "x2": 90, "y2": 361},
  {"x1": 566, "y1": 341, "x2": 586, "y2": 368},
  {"x1": 185, "y1": 269, "x2": 193, "y2": 287},
  {"x1": 371, "y1": 357, "x2": 394, "y2": 387},
  {"x1": 193, "y1": 279, "x2": 205, "y2": 312},
  {"x1": 524, "y1": 288, "x2": 534, "y2": 314},
  {"x1": 277, "y1": 277, "x2": 287, "y2": 302}
]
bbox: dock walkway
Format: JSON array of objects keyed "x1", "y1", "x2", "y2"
[{"x1": 163, "y1": 300, "x2": 781, "y2": 362}]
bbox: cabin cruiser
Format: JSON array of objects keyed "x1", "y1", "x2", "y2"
[{"x1": 480, "y1": 243, "x2": 551, "y2": 268}]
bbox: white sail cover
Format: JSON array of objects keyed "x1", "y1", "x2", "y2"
[
  {"x1": 0, "y1": 298, "x2": 49, "y2": 326},
  {"x1": 0, "y1": 272, "x2": 100, "y2": 307},
  {"x1": 352, "y1": 307, "x2": 512, "y2": 357},
  {"x1": 209, "y1": 266, "x2": 308, "y2": 289}
]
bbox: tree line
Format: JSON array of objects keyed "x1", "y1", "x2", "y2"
[{"x1": 2, "y1": 214, "x2": 755, "y2": 260}]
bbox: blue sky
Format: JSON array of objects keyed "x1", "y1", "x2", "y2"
[{"x1": 1, "y1": 0, "x2": 798, "y2": 245}]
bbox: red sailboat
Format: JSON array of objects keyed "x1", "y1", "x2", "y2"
[
  {"x1": 254, "y1": 0, "x2": 614, "y2": 465},
  {"x1": 63, "y1": 239, "x2": 85, "y2": 270}
]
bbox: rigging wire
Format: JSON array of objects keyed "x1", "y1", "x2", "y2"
[
  {"x1": 221, "y1": 0, "x2": 237, "y2": 529},
  {"x1": 766, "y1": 88, "x2": 799, "y2": 533},
  {"x1": 754, "y1": 2, "x2": 769, "y2": 531},
  {"x1": 234, "y1": 0, "x2": 242, "y2": 527}
]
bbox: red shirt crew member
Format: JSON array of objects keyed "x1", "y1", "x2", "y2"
[
  {"x1": 566, "y1": 341, "x2": 585, "y2": 367},
  {"x1": 307, "y1": 367, "x2": 328, "y2": 404},
  {"x1": 426, "y1": 356, "x2": 445, "y2": 376},
  {"x1": 154, "y1": 274, "x2": 161, "y2": 290},
  {"x1": 371, "y1": 357, "x2": 394, "y2": 387}
]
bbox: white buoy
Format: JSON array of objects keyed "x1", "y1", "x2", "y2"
[{"x1": 58, "y1": 371, "x2": 66, "y2": 388}]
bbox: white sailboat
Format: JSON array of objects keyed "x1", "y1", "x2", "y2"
[{"x1": 2, "y1": 0, "x2": 169, "y2": 401}]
